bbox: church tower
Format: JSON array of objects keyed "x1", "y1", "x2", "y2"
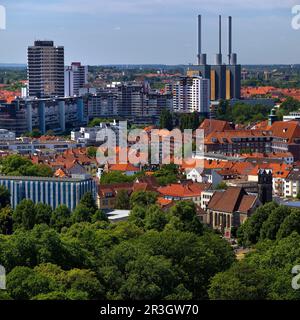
[{"x1": 258, "y1": 169, "x2": 273, "y2": 204}]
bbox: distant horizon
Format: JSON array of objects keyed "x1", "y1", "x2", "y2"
[{"x1": 1, "y1": 63, "x2": 300, "y2": 68}]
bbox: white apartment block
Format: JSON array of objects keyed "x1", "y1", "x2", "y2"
[
  {"x1": 65, "y1": 62, "x2": 88, "y2": 97},
  {"x1": 171, "y1": 76, "x2": 210, "y2": 114}
]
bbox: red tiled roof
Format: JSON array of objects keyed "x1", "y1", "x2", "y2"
[
  {"x1": 270, "y1": 121, "x2": 300, "y2": 144},
  {"x1": 109, "y1": 163, "x2": 140, "y2": 172},
  {"x1": 158, "y1": 182, "x2": 211, "y2": 198},
  {"x1": 248, "y1": 163, "x2": 292, "y2": 179},
  {"x1": 199, "y1": 119, "x2": 233, "y2": 136}
]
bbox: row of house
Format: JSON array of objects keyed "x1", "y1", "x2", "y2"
[{"x1": 201, "y1": 119, "x2": 300, "y2": 161}]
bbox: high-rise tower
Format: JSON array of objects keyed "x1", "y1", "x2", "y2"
[{"x1": 28, "y1": 41, "x2": 65, "y2": 98}]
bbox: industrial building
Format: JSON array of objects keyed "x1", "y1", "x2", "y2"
[{"x1": 187, "y1": 15, "x2": 241, "y2": 101}]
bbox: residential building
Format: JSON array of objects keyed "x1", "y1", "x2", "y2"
[
  {"x1": 271, "y1": 121, "x2": 300, "y2": 161},
  {"x1": 0, "y1": 129, "x2": 16, "y2": 141},
  {"x1": 0, "y1": 137, "x2": 84, "y2": 155},
  {"x1": 170, "y1": 76, "x2": 210, "y2": 114},
  {"x1": 65, "y1": 62, "x2": 88, "y2": 97},
  {"x1": 0, "y1": 96, "x2": 86, "y2": 135},
  {"x1": 28, "y1": 41, "x2": 64, "y2": 98},
  {"x1": 157, "y1": 182, "x2": 211, "y2": 206},
  {"x1": 186, "y1": 168, "x2": 223, "y2": 187},
  {"x1": 204, "y1": 130, "x2": 272, "y2": 154},
  {"x1": 284, "y1": 167, "x2": 300, "y2": 198},
  {"x1": 98, "y1": 176, "x2": 158, "y2": 211}
]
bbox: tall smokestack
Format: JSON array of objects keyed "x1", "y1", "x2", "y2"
[
  {"x1": 198, "y1": 15, "x2": 201, "y2": 65},
  {"x1": 197, "y1": 14, "x2": 207, "y2": 65},
  {"x1": 228, "y1": 16, "x2": 232, "y2": 64},
  {"x1": 219, "y1": 15, "x2": 222, "y2": 55},
  {"x1": 215, "y1": 15, "x2": 222, "y2": 65}
]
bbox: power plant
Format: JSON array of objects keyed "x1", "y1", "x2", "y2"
[{"x1": 187, "y1": 15, "x2": 241, "y2": 101}]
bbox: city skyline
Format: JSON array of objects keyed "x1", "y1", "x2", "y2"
[{"x1": 0, "y1": 0, "x2": 299, "y2": 65}]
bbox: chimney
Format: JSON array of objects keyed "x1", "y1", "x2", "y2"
[
  {"x1": 197, "y1": 15, "x2": 201, "y2": 65},
  {"x1": 215, "y1": 15, "x2": 222, "y2": 65},
  {"x1": 228, "y1": 16, "x2": 232, "y2": 64},
  {"x1": 197, "y1": 15, "x2": 207, "y2": 65}
]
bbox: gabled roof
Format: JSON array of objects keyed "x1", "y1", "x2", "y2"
[
  {"x1": 270, "y1": 121, "x2": 300, "y2": 144},
  {"x1": 199, "y1": 119, "x2": 233, "y2": 136},
  {"x1": 109, "y1": 163, "x2": 140, "y2": 172},
  {"x1": 248, "y1": 163, "x2": 292, "y2": 179},
  {"x1": 207, "y1": 187, "x2": 256, "y2": 214},
  {"x1": 158, "y1": 182, "x2": 211, "y2": 198}
]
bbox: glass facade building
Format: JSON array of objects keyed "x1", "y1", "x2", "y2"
[{"x1": 0, "y1": 175, "x2": 97, "y2": 210}]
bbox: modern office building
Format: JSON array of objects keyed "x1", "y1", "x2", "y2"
[
  {"x1": 0, "y1": 175, "x2": 97, "y2": 210},
  {"x1": 65, "y1": 62, "x2": 88, "y2": 97},
  {"x1": 169, "y1": 76, "x2": 210, "y2": 114},
  {"x1": 27, "y1": 40, "x2": 65, "y2": 98}
]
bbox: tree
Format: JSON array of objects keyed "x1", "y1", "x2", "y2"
[
  {"x1": 50, "y1": 205, "x2": 71, "y2": 231},
  {"x1": 119, "y1": 254, "x2": 176, "y2": 300},
  {"x1": 208, "y1": 261, "x2": 270, "y2": 300},
  {"x1": 130, "y1": 191, "x2": 157, "y2": 208},
  {"x1": 71, "y1": 204, "x2": 92, "y2": 224},
  {"x1": 164, "y1": 284, "x2": 193, "y2": 300},
  {"x1": 159, "y1": 109, "x2": 173, "y2": 131},
  {"x1": 237, "y1": 202, "x2": 278, "y2": 247},
  {"x1": 0, "y1": 155, "x2": 52, "y2": 177},
  {"x1": 0, "y1": 185, "x2": 10, "y2": 208},
  {"x1": 13, "y1": 199, "x2": 36, "y2": 230},
  {"x1": 277, "y1": 209, "x2": 300, "y2": 239},
  {"x1": 100, "y1": 171, "x2": 136, "y2": 185},
  {"x1": 0, "y1": 206, "x2": 13, "y2": 235},
  {"x1": 115, "y1": 190, "x2": 130, "y2": 210},
  {"x1": 6, "y1": 266, "x2": 57, "y2": 300},
  {"x1": 35, "y1": 203, "x2": 53, "y2": 225},
  {"x1": 260, "y1": 206, "x2": 291, "y2": 240},
  {"x1": 215, "y1": 181, "x2": 228, "y2": 190},
  {"x1": 128, "y1": 206, "x2": 147, "y2": 228},
  {"x1": 167, "y1": 201, "x2": 203, "y2": 235},
  {"x1": 144, "y1": 205, "x2": 168, "y2": 232},
  {"x1": 153, "y1": 164, "x2": 179, "y2": 186},
  {"x1": 65, "y1": 269, "x2": 104, "y2": 299},
  {"x1": 87, "y1": 146, "x2": 97, "y2": 158},
  {"x1": 91, "y1": 210, "x2": 109, "y2": 223},
  {"x1": 79, "y1": 192, "x2": 97, "y2": 214}
]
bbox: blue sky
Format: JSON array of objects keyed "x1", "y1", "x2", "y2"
[{"x1": 0, "y1": 0, "x2": 299, "y2": 65}]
